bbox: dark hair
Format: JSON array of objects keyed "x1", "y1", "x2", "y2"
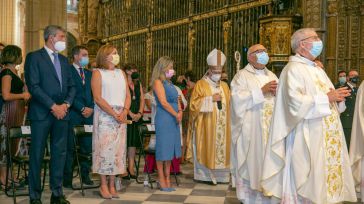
[
  {"x1": 123, "y1": 63, "x2": 137, "y2": 71},
  {"x1": 184, "y1": 70, "x2": 196, "y2": 82},
  {"x1": 1, "y1": 45, "x2": 22, "y2": 65},
  {"x1": 337, "y1": 70, "x2": 346, "y2": 76},
  {"x1": 44, "y1": 25, "x2": 66, "y2": 41},
  {"x1": 71, "y1": 45, "x2": 88, "y2": 60}
]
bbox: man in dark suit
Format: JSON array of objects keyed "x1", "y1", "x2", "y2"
[
  {"x1": 334, "y1": 70, "x2": 347, "y2": 89},
  {"x1": 63, "y1": 45, "x2": 94, "y2": 187},
  {"x1": 24, "y1": 25, "x2": 75, "y2": 204},
  {"x1": 337, "y1": 70, "x2": 359, "y2": 148}
]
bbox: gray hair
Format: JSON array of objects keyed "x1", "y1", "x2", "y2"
[
  {"x1": 44, "y1": 25, "x2": 66, "y2": 41},
  {"x1": 291, "y1": 28, "x2": 316, "y2": 53},
  {"x1": 150, "y1": 56, "x2": 174, "y2": 86}
]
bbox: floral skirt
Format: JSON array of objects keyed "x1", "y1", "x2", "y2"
[{"x1": 92, "y1": 105, "x2": 127, "y2": 175}]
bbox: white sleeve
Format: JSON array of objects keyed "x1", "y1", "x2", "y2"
[
  {"x1": 337, "y1": 101, "x2": 346, "y2": 113},
  {"x1": 181, "y1": 93, "x2": 188, "y2": 110},
  {"x1": 230, "y1": 73, "x2": 265, "y2": 118},
  {"x1": 200, "y1": 96, "x2": 214, "y2": 112},
  {"x1": 304, "y1": 94, "x2": 332, "y2": 119}
]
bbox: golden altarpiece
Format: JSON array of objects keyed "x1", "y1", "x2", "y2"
[{"x1": 78, "y1": 0, "x2": 364, "y2": 86}]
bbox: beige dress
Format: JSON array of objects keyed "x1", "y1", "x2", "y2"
[{"x1": 92, "y1": 68, "x2": 127, "y2": 175}]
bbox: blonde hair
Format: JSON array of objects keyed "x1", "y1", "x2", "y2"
[
  {"x1": 150, "y1": 56, "x2": 174, "y2": 86},
  {"x1": 96, "y1": 44, "x2": 116, "y2": 69}
]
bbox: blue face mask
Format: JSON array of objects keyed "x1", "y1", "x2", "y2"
[
  {"x1": 339, "y1": 76, "x2": 346, "y2": 85},
  {"x1": 256, "y1": 51, "x2": 269, "y2": 65},
  {"x1": 308, "y1": 40, "x2": 323, "y2": 58},
  {"x1": 79, "y1": 57, "x2": 89, "y2": 67}
]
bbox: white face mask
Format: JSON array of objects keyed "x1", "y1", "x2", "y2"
[
  {"x1": 210, "y1": 74, "x2": 221, "y2": 82},
  {"x1": 54, "y1": 41, "x2": 66, "y2": 52},
  {"x1": 111, "y1": 54, "x2": 120, "y2": 65}
]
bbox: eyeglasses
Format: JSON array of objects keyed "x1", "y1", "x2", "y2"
[{"x1": 300, "y1": 36, "x2": 321, "y2": 42}]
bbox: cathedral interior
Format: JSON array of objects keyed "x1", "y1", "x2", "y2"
[
  {"x1": 0, "y1": 0, "x2": 364, "y2": 203},
  {"x1": 1, "y1": 0, "x2": 363, "y2": 85}
]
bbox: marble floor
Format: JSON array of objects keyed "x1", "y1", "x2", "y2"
[{"x1": 0, "y1": 163, "x2": 240, "y2": 204}]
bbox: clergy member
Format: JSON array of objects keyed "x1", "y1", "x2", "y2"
[
  {"x1": 230, "y1": 44, "x2": 278, "y2": 203},
  {"x1": 349, "y1": 80, "x2": 364, "y2": 199},
  {"x1": 262, "y1": 28, "x2": 357, "y2": 203},
  {"x1": 186, "y1": 48, "x2": 231, "y2": 184}
]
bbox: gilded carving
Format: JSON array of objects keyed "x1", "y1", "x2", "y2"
[
  {"x1": 223, "y1": 18, "x2": 232, "y2": 59},
  {"x1": 327, "y1": 1, "x2": 338, "y2": 16},
  {"x1": 304, "y1": 0, "x2": 321, "y2": 28},
  {"x1": 188, "y1": 23, "x2": 195, "y2": 71},
  {"x1": 124, "y1": 38, "x2": 129, "y2": 63},
  {"x1": 87, "y1": 0, "x2": 99, "y2": 35}
]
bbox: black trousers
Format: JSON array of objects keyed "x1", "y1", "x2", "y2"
[
  {"x1": 28, "y1": 115, "x2": 68, "y2": 200},
  {"x1": 63, "y1": 120, "x2": 92, "y2": 184}
]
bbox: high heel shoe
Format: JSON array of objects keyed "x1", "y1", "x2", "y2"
[
  {"x1": 109, "y1": 187, "x2": 120, "y2": 198},
  {"x1": 99, "y1": 187, "x2": 112, "y2": 199}
]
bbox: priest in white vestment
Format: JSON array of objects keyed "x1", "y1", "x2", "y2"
[
  {"x1": 231, "y1": 44, "x2": 279, "y2": 204},
  {"x1": 262, "y1": 28, "x2": 357, "y2": 204},
  {"x1": 349, "y1": 80, "x2": 364, "y2": 199},
  {"x1": 186, "y1": 49, "x2": 231, "y2": 184}
]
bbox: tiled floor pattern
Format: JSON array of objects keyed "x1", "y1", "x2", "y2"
[{"x1": 0, "y1": 163, "x2": 240, "y2": 204}]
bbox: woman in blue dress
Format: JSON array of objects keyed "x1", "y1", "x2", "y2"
[{"x1": 151, "y1": 56, "x2": 182, "y2": 192}]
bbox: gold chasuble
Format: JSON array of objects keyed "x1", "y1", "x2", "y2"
[{"x1": 186, "y1": 77, "x2": 231, "y2": 183}]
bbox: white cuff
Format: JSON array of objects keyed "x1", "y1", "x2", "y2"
[
  {"x1": 304, "y1": 94, "x2": 331, "y2": 119},
  {"x1": 337, "y1": 101, "x2": 346, "y2": 113},
  {"x1": 251, "y1": 88, "x2": 265, "y2": 105},
  {"x1": 200, "y1": 96, "x2": 214, "y2": 112}
]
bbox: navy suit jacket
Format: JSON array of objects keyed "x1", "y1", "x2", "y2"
[
  {"x1": 24, "y1": 48, "x2": 76, "y2": 121},
  {"x1": 69, "y1": 65, "x2": 94, "y2": 125}
]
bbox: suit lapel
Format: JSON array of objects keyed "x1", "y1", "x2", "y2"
[
  {"x1": 60, "y1": 56, "x2": 69, "y2": 89},
  {"x1": 72, "y1": 65, "x2": 83, "y2": 86},
  {"x1": 40, "y1": 48, "x2": 60, "y2": 83}
]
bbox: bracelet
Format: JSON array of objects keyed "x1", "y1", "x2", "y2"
[
  {"x1": 81, "y1": 107, "x2": 85, "y2": 112},
  {"x1": 138, "y1": 111, "x2": 143, "y2": 115}
]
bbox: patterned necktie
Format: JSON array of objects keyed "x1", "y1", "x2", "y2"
[
  {"x1": 79, "y1": 67, "x2": 85, "y2": 84},
  {"x1": 52, "y1": 52, "x2": 63, "y2": 90}
]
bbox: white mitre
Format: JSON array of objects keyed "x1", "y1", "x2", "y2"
[{"x1": 207, "y1": 48, "x2": 226, "y2": 66}]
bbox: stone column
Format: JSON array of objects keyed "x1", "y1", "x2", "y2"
[
  {"x1": 0, "y1": 0, "x2": 16, "y2": 45},
  {"x1": 25, "y1": 0, "x2": 67, "y2": 53}
]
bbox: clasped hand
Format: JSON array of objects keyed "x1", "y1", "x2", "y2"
[
  {"x1": 327, "y1": 87, "x2": 351, "y2": 103},
  {"x1": 51, "y1": 104, "x2": 68, "y2": 120}
]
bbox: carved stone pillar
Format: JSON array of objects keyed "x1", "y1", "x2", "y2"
[
  {"x1": 360, "y1": 2, "x2": 364, "y2": 76},
  {"x1": 346, "y1": 0, "x2": 361, "y2": 72},
  {"x1": 326, "y1": 0, "x2": 338, "y2": 80},
  {"x1": 259, "y1": 16, "x2": 302, "y2": 76}
]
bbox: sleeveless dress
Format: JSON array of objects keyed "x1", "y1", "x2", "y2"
[
  {"x1": 92, "y1": 68, "x2": 127, "y2": 175},
  {"x1": 154, "y1": 80, "x2": 181, "y2": 161},
  {"x1": 0, "y1": 69, "x2": 26, "y2": 166},
  {"x1": 127, "y1": 80, "x2": 142, "y2": 148}
]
